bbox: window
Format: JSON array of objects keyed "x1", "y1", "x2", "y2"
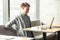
[
  {"x1": 0, "y1": 0, "x2": 3, "y2": 25},
  {"x1": 10, "y1": 0, "x2": 36, "y2": 21}
]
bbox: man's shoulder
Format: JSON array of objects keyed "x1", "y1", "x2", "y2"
[
  {"x1": 15, "y1": 14, "x2": 21, "y2": 18},
  {"x1": 10, "y1": 14, "x2": 21, "y2": 21}
]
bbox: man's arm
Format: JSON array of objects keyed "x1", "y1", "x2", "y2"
[
  {"x1": 5, "y1": 18, "x2": 16, "y2": 28},
  {"x1": 5, "y1": 18, "x2": 17, "y2": 33}
]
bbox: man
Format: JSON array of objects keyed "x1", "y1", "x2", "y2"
[{"x1": 5, "y1": 2, "x2": 34, "y2": 37}]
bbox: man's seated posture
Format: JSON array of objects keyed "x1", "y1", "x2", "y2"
[{"x1": 5, "y1": 2, "x2": 34, "y2": 37}]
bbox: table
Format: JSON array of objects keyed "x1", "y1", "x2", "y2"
[
  {"x1": 0, "y1": 35, "x2": 34, "y2": 40},
  {"x1": 23, "y1": 27, "x2": 60, "y2": 40},
  {"x1": 52, "y1": 24, "x2": 60, "y2": 26}
]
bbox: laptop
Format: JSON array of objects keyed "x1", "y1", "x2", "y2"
[{"x1": 49, "y1": 17, "x2": 55, "y2": 29}]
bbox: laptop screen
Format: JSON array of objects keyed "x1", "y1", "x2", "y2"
[{"x1": 50, "y1": 17, "x2": 55, "y2": 29}]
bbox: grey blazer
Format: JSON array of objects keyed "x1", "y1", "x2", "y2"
[{"x1": 5, "y1": 14, "x2": 27, "y2": 37}]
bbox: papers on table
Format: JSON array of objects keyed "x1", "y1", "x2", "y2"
[
  {"x1": 0, "y1": 35, "x2": 33, "y2": 40},
  {"x1": 31, "y1": 25, "x2": 50, "y2": 30},
  {"x1": 0, "y1": 35, "x2": 15, "y2": 40},
  {"x1": 31, "y1": 26, "x2": 41, "y2": 30}
]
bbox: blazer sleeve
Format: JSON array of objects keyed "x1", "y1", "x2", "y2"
[
  {"x1": 5, "y1": 17, "x2": 18, "y2": 33},
  {"x1": 5, "y1": 18, "x2": 17, "y2": 27}
]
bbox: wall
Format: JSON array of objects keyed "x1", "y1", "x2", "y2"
[
  {"x1": 3, "y1": 0, "x2": 9, "y2": 25},
  {"x1": 40, "y1": 0, "x2": 60, "y2": 25}
]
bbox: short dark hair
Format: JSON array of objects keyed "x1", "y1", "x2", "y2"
[{"x1": 21, "y1": 2, "x2": 30, "y2": 7}]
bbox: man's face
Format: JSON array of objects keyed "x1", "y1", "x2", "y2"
[{"x1": 22, "y1": 7, "x2": 30, "y2": 15}]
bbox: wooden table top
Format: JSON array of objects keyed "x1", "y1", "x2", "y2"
[
  {"x1": 23, "y1": 27, "x2": 60, "y2": 33},
  {"x1": 52, "y1": 24, "x2": 60, "y2": 27}
]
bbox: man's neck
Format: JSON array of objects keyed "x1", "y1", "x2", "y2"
[{"x1": 21, "y1": 13, "x2": 27, "y2": 16}]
